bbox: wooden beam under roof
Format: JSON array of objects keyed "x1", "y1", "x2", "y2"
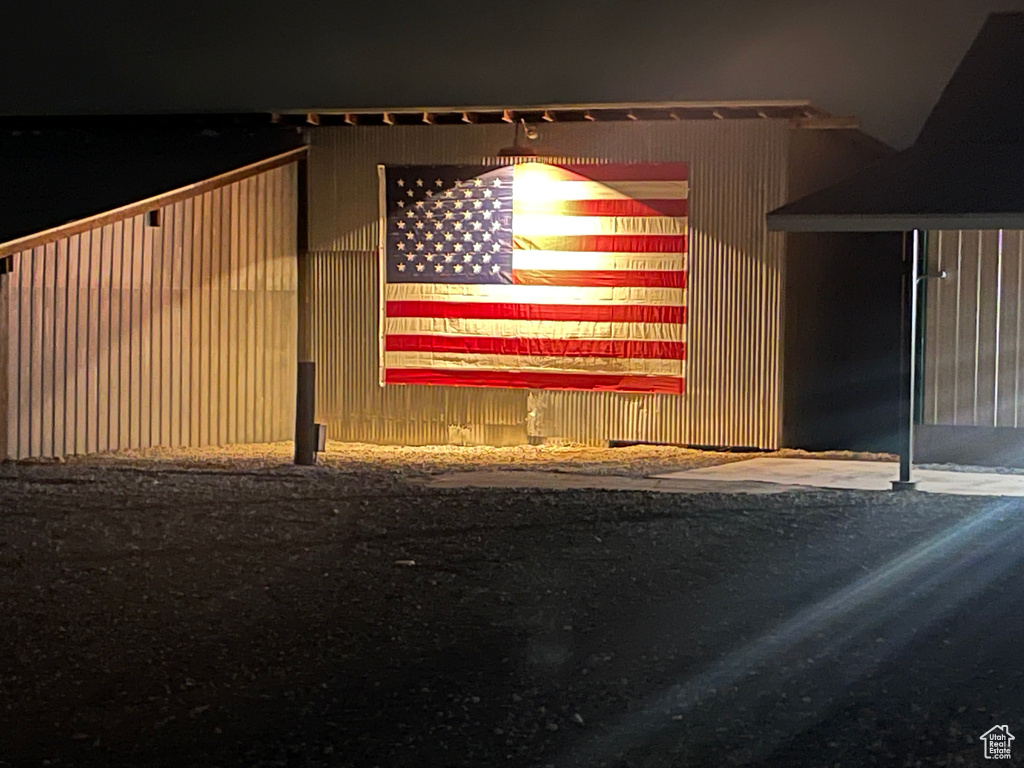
[{"x1": 275, "y1": 99, "x2": 856, "y2": 128}]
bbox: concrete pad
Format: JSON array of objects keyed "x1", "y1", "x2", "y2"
[
  {"x1": 423, "y1": 469, "x2": 793, "y2": 494},
  {"x1": 654, "y1": 458, "x2": 1024, "y2": 496}
]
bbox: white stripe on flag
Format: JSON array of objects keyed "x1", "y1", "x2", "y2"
[
  {"x1": 508, "y1": 179, "x2": 690, "y2": 201},
  {"x1": 385, "y1": 317, "x2": 685, "y2": 342},
  {"x1": 511, "y1": 251, "x2": 686, "y2": 272},
  {"x1": 384, "y1": 350, "x2": 682, "y2": 377},
  {"x1": 385, "y1": 283, "x2": 686, "y2": 306},
  {"x1": 513, "y1": 214, "x2": 688, "y2": 236}
]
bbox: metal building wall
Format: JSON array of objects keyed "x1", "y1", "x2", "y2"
[
  {"x1": 0, "y1": 164, "x2": 298, "y2": 459},
  {"x1": 781, "y1": 129, "x2": 902, "y2": 453},
  {"x1": 922, "y1": 229, "x2": 1024, "y2": 428},
  {"x1": 307, "y1": 120, "x2": 789, "y2": 447}
]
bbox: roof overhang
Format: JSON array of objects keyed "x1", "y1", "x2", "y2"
[
  {"x1": 270, "y1": 100, "x2": 856, "y2": 128},
  {"x1": 767, "y1": 143, "x2": 1024, "y2": 233},
  {"x1": 767, "y1": 212, "x2": 1024, "y2": 233}
]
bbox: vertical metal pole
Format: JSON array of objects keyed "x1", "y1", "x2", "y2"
[
  {"x1": 294, "y1": 360, "x2": 316, "y2": 465},
  {"x1": 892, "y1": 229, "x2": 920, "y2": 491},
  {"x1": 293, "y1": 154, "x2": 316, "y2": 466}
]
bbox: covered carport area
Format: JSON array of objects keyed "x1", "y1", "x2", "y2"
[{"x1": 768, "y1": 11, "x2": 1024, "y2": 487}]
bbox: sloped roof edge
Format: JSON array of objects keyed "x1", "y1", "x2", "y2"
[{"x1": 0, "y1": 147, "x2": 306, "y2": 258}]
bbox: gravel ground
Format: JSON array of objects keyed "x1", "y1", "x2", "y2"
[
  {"x1": 33, "y1": 440, "x2": 895, "y2": 477},
  {"x1": 1, "y1": 443, "x2": 1021, "y2": 767}
]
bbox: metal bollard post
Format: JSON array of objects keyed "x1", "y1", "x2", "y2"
[{"x1": 294, "y1": 361, "x2": 316, "y2": 466}]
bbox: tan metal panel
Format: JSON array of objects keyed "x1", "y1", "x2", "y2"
[
  {"x1": 95, "y1": 226, "x2": 110, "y2": 453},
  {"x1": 307, "y1": 120, "x2": 789, "y2": 447},
  {"x1": 17, "y1": 249, "x2": 32, "y2": 456},
  {"x1": 30, "y1": 245, "x2": 45, "y2": 457},
  {"x1": 53, "y1": 239, "x2": 68, "y2": 455},
  {"x1": 75, "y1": 234, "x2": 91, "y2": 455},
  {"x1": 0, "y1": 268, "x2": 8, "y2": 460},
  {"x1": 997, "y1": 231, "x2": 1024, "y2": 427},
  {"x1": 36, "y1": 245, "x2": 51, "y2": 457},
  {"x1": 924, "y1": 228, "x2": 1024, "y2": 428},
  {"x1": 168, "y1": 202, "x2": 182, "y2": 448},
  {"x1": 129, "y1": 217, "x2": 144, "y2": 450},
  {"x1": 245, "y1": 176, "x2": 258, "y2": 444},
  {"x1": 1, "y1": 164, "x2": 299, "y2": 459},
  {"x1": 229, "y1": 183, "x2": 241, "y2": 444},
  {"x1": 188, "y1": 197, "x2": 203, "y2": 447},
  {"x1": 253, "y1": 174, "x2": 267, "y2": 443},
  {"x1": 67, "y1": 235, "x2": 84, "y2": 455},
  {"x1": 217, "y1": 187, "x2": 229, "y2": 443},
  {"x1": 976, "y1": 230, "x2": 1000, "y2": 425},
  {"x1": 140, "y1": 216, "x2": 155, "y2": 448},
  {"x1": 198, "y1": 193, "x2": 213, "y2": 447},
  {"x1": 107, "y1": 221, "x2": 122, "y2": 450},
  {"x1": 177, "y1": 198, "x2": 192, "y2": 448},
  {"x1": 157, "y1": 204, "x2": 172, "y2": 446}
]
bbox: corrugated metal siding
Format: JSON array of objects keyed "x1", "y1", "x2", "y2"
[
  {"x1": 923, "y1": 229, "x2": 1024, "y2": 427},
  {"x1": 310, "y1": 249, "x2": 528, "y2": 445},
  {"x1": 1, "y1": 164, "x2": 298, "y2": 459},
  {"x1": 307, "y1": 121, "x2": 789, "y2": 447}
]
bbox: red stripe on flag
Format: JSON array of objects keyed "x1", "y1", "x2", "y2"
[
  {"x1": 385, "y1": 301, "x2": 687, "y2": 324},
  {"x1": 536, "y1": 198, "x2": 688, "y2": 217},
  {"x1": 513, "y1": 235, "x2": 687, "y2": 253},
  {"x1": 555, "y1": 163, "x2": 690, "y2": 181},
  {"x1": 385, "y1": 368, "x2": 686, "y2": 394},
  {"x1": 386, "y1": 334, "x2": 686, "y2": 360},
  {"x1": 513, "y1": 269, "x2": 686, "y2": 288}
]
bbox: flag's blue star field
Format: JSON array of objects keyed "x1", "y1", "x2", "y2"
[{"x1": 384, "y1": 165, "x2": 514, "y2": 284}]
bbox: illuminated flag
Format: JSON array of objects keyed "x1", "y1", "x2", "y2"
[{"x1": 378, "y1": 162, "x2": 688, "y2": 394}]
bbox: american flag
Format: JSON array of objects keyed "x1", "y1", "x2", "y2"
[{"x1": 378, "y1": 162, "x2": 688, "y2": 394}]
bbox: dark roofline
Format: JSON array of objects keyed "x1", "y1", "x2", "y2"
[{"x1": 0, "y1": 147, "x2": 306, "y2": 258}]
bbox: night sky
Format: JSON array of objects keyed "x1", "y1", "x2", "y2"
[{"x1": 5, "y1": 0, "x2": 1024, "y2": 147}]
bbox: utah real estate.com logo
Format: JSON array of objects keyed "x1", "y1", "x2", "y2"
[{"x1": 980, "y1": 725, "x2": 1015, "y2": 760}]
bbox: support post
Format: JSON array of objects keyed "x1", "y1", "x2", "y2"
[
  {"x1": 293, "y1": 154, "x2": 316, "y2": 466},
  {"x1": 294, "y1": 361, "x2": 316, "y2": 465},
  {"x1": 892, "y1": 229, "x2": 920, "y2": 491}
]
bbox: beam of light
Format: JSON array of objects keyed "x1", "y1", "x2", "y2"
[{"x1": 562, "y1": 498, "x2": 1024, "y2": 766}]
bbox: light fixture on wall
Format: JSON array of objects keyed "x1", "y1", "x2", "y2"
[{"x1": 498, "y1": 119, "x2": 539, "y2": 157}]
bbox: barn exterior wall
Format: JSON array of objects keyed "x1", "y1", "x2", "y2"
[
  {"x1": 922, "y1": 229, "x2": 1024, "y2": 428},
  {"x1": 1, "y1": 163, "x2": 298, "y2": 459},
  {"x1": 306, "y1": 120, "x2": 791, "y2": 448},
  {"x1": 918, "y1": 228, "x2": 1024, "y2": 465}
]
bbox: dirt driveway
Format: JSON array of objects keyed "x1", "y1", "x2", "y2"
[{"x1": 0, "y1": 443, "x2": 1021, "y2": 767}]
